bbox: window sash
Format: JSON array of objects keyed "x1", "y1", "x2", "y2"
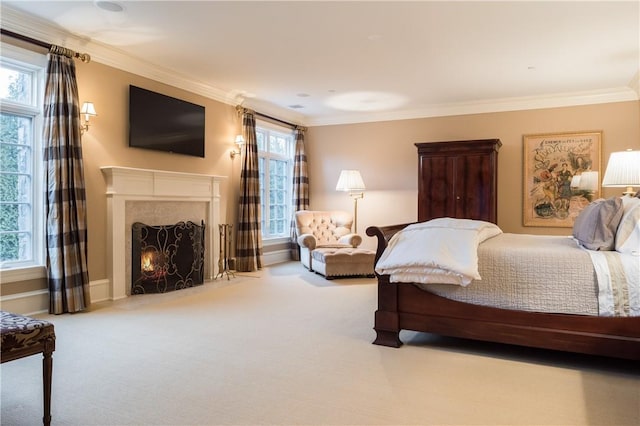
[
  {"x1": 256, "y1": 124, "x2": 294, "y2": 239},
  {"x1": 0, "y1": 43, "x2": 45, "y2": 273}
]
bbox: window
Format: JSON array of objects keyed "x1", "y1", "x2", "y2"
[
  {"x1": 0, "y1": 44, "x2": 45, "y2": 276},
  {"x1": 256, "y1": 123, "x2": 294, "y2": 240}
]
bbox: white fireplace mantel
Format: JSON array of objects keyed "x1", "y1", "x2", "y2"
[{"x1": 101, "y1": 166, "x2": 225, "y2": 300}]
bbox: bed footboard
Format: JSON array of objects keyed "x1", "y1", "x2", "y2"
[{"x1": 366, "y1": 224, "x2": 413, "y2": 348}]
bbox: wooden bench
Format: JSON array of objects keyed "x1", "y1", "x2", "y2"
[{"x1": 1, "y1": 310, "x2": 55, "y2": 426}]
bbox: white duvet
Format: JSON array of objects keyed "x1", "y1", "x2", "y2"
[{"x1": 375, "y1": 218, "x2": 502, "y2": 286}]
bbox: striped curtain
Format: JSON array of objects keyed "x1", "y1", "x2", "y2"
[
  {"x1": 235, "y1": 110, "x2": 263, "y2": 272},
  {"x1": 43, "y1": 48, "x2": 91, "y2": 314},
  {"x1": 290, "y1": 128, "x2": 309, "y2": 260}
]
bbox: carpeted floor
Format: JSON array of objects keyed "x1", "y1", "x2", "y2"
[{"x1": 1, "y1": 262, "x2": 638, "y2": 425}]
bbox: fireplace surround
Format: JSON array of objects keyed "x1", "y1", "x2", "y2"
[{"x1": 101, "y1": 166, "x2": 225, "y2": 299}]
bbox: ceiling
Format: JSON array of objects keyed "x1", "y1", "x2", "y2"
[{"x1": 1, "y1": 1, "x2": 639, "y2": 126}]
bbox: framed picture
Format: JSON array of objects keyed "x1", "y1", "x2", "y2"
[{"x1": 523, "y1": 131, "x2": 602, "y2": 227}]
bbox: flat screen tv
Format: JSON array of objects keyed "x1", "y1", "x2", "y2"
[{"x1": 128, "y1": 85, "x2": 205, "y2": 157}]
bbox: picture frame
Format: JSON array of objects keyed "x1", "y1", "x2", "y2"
[{"x1": 523, "y1": 131, "x2": 602, "y2": 227}]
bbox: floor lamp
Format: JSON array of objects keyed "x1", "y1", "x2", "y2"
[{"x1": 336, "y1": 170, "x2": 366, "y2": 233}]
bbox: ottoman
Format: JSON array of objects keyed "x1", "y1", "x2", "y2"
[
  {"x1": 311, "y1": 247, "x2": 376, "y2": 279},
  {"x1": 1, "y1": 311, "x2": 55, "y2": 426}
]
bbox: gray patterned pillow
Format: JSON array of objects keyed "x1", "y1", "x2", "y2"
[{"x1": 572, "y1": 197, "x2": 624, "y2": 250}]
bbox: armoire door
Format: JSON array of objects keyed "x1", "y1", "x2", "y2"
[{"x1": 416, "y1": 139, "x2": 501, "y2": 223}]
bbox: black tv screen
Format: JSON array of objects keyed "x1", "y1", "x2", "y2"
[{"x1": 129, "y1": 85, "x2": 205, "y2": 157}]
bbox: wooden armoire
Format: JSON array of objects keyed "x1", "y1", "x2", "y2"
[{"x1": 416, "y1": 139, "x2": 501, "y2": 223}]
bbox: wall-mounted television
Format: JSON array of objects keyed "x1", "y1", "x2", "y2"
[{"x1": 128, "y1": 85, "x2": 205, "y2": 158}]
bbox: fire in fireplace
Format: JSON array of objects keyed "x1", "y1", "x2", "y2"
[{"x1": 131, "y1": 221, "x2": 205, "y2": 294}]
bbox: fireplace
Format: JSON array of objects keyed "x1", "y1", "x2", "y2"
[
  {"x1": 131, "y1": 221, "x2": 205, "y2": 294},
  {"x1": 101, "y1": 167, "x2": 225, "y2": 300}
]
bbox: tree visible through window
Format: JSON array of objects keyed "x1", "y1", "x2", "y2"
[
  {"x1": 256, "y1": 124, "x2": 294, "y2": 239},
  {"x1": 0, "y1": 50, "x2": 43, "y2": 269}
]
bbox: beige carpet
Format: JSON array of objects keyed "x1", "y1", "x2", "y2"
[{"x1": 1, "y1": 262, "x2": 638, "y2": 425}]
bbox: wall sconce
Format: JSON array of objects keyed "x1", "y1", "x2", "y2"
[
  {"x1": 602, "y1": 149, "x2": 640, "y2": 196},
  {"x1": 80, "y1": 102, "x2": 97, "y2": 134},
  {"x1": 230, "y1": 134, "x2": 245, "y2": 158},
  {"x1": 336, "y1": 169, "x2": 366, "y2": 233}
]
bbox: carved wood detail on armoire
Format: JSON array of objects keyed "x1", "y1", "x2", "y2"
[{"x1": 415, "y1": 139, "x2": 501, "y2": 224}]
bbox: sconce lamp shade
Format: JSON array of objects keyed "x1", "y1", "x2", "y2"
[
  {"x1": 80, "y1": 102, "x2": 97, "y2": 116},
  {"x1": 235, "y1": 134, "x2": 245, "y2": 146},
  {"x1": 335, "y1": 170, "x2": 365, "y2": 192},
  {"x1": 602, "y1": 150, "x2": 640, "y2": 195},
  {"x1": 578, "y1": 171, "x2": 599, "y2": 191},
  {"x1": 570, "y1": 175, "x2": 581, "y2": 188}
]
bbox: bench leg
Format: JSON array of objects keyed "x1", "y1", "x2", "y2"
[{"x1": 42, "y1": 340, "x2": 54, "y2": 426}]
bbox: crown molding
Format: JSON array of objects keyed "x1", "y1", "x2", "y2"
[
  {"x1": 2, "y1": 4, "x2": 638, "y2": 128},
  {"x1": 306, "y1": 87, "x2": 639, "y2": 127},
  {"x1": 0, "y1": 6, "x2": 239, "y2": 104}
]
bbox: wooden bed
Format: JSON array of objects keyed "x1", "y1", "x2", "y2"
[{"x1": 366, "y1": 223, "x2": 640, "y2": 361}]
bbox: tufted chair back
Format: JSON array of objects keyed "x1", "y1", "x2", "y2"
[
  {"x1": 295, "y1": 210, "x2": 353, "y2": 245},
  {"x1": 294, "y1": 210, "x2": 361, "y2": 271}
]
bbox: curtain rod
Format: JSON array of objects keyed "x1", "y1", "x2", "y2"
[
  {"x1": 1, "y1": 28, "x2": 91, "y2": 62},
  {"x1": 255, "y1": 111, "x2": 297, "y2": 129},
  {"x1": 237, "y1": 105, "x2": 305, "y2": 131}
]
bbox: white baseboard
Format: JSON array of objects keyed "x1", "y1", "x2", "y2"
[
  {"x1": 90, "y1": 279, "x2": 111, "y2": 303},
  {"x1": 0, "y1": 278, "x2": 112, "y2": 315},
  {"x1": 0, "y1": 289, "x2": 49, "y2": 316},
  {"x1": 263, "y1": 249, "x2": 292, "y2": 266}
]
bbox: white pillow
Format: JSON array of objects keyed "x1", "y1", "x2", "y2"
[{"x1": 615, "y1": 197, "x2": 640, "y2": 254}]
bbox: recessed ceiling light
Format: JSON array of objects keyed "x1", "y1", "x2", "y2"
[{"x1": 95, "y1": 1, "x2": 124, "y2": 12}]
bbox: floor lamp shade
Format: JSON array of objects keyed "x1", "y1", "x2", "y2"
[{"x1": 335, "y1": 170, "x2": 366, "y2": 192}]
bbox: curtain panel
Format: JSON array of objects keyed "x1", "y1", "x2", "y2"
[
  {"x1": 290, "y1": 128, "x2": 309, "y2": 260},
  {"x1": 235, "y1": 111, "x2": 263, "y2": 272},
  {"x1": 43, "y1": 51, "x2": 91, "y2": 314}
]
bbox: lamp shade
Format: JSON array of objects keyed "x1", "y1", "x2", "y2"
[
  {"x1": 578, "y1": 171, "x2": 599, "y2": 191},
  {"x1": 601, "y1": 150, "x2": 640, "y2": 187},
  {"x1": 570, "y1": 175, "x2": 581, "y2": 188},
  {"x1": 336, "y1": 170, "x2": 365, "y2": 192},
  {"x1": 80, "y1": 102, "x2": 97, "y2": 116}
]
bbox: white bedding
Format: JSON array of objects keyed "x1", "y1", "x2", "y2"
[
  {"x1": 375, "y1": 218, "x2": 640, "y2": 317},
  {"x1": 586, "y1": 249, "x2": 640, "y2": 316},
  {"x1": 375, "y1": 218, "x2": 502, "y2": 286},
  {"x1": 418, "y1": 233, "x2": 601, "y2": 315}
]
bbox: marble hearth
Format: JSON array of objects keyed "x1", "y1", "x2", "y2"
[{"x1": 101, "y1": 166, "x2": 225, "y2": 300}]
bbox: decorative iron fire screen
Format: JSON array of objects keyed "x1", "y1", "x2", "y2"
[{"x1": 131, "y1": 221, "x2": 205, "y2": 294}]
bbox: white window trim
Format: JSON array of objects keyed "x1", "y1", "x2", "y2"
[
  {"x1": 256, "y1": 120, "x2": 295, "y2": 240},
  {"x1": 1, "y1": 42, "x2": 46, "y2": 282}
]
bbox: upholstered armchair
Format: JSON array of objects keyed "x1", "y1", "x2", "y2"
[{"x1": 294, "y1": 210, "x2": 362, "y2": 271}]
